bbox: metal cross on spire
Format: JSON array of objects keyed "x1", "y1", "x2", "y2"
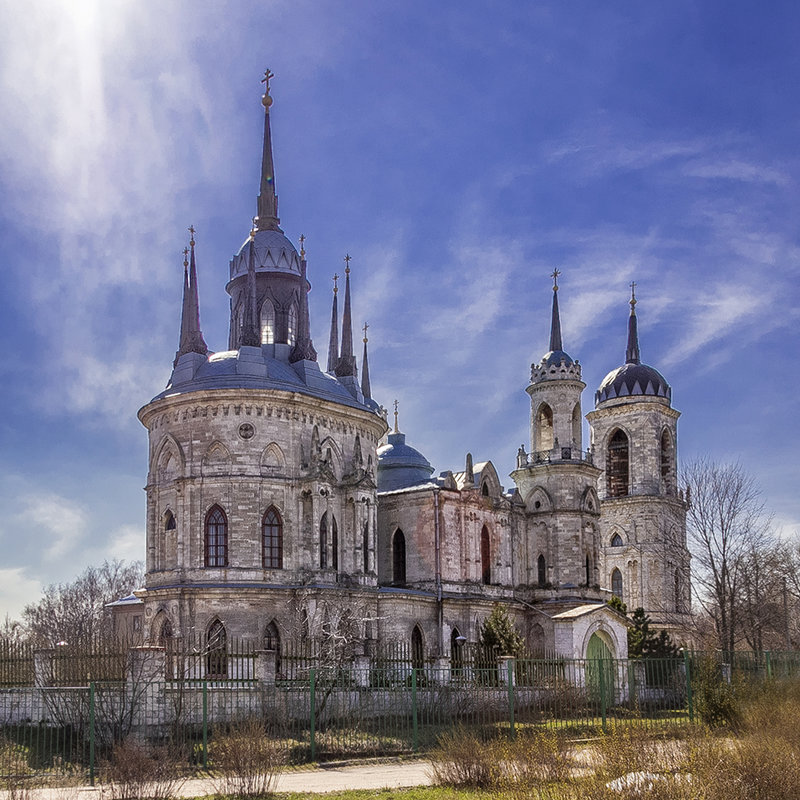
[
  {"x1": 333, "y1": 273, "x2": 339, "y2": 294},
  {"x1": 362, "y1": 322, "x2": 369, "y2": 343},
  {"x1": 551, "y1": 268, "x2": 561, "y2": 290},
  {"x1": 344, "y1": 253, "x2": 351, "y2": 273},
  {"x1": 188, "y1": 225, "x2": 196, "y2": 246},
  {"x1": 299, "y1": 234, "x2": 305, "y2": 257},
  {"x1": 393, "y1": 399, "x2": 399, "y2": 433}
]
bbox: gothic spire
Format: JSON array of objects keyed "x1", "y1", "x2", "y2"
[
  {"x1": 549, "y1": 268, "x2": 563, "y2": 352},
  {"x1": 256, "y1": 69, "x2": 282, "y2": 233},
  {"x1": 625, "y1": 281, "x2": 641, "y2": 365},
  {"x1": 290, "y1": 234, "x2": 318, "y2": 363},
  {"x1": 240, "y1": 220, "x2": 261, "y2": 347},
  {"x1": 335, "y1": 254, "x2": 357, "y2": 378},
  {"x1": 327, "y1": 273, "x2": 339, "y2": 372},
  {"x1": 174, "y1": 227, "x2": 208, "y2": 366},
  {"x1": 360, "y1": 322, "x2": 371, "y2": 400}
]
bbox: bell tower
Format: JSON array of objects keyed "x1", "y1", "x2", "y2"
[{"x1": 512, "y1": 273, "x2": 601, "y2": 591}]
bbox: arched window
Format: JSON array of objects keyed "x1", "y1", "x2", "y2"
[
  {"x1": 331, "y1": 514, "x2": 338, "y2": 570},
  {"x1": 450, "y1": 627, "x2": 464, "y2": 672},
  {"x1": 660, "y1": 430, "x2": 674, "y2": 493},
  {"x1": 206, "y1": 619, "x2": 227, "y2": 678},
  {"x1": 572, "y1": 402, "x2": 582, "y2": 448},
  {"x1": 411, "y1": 625, "x2": 424, "y2": 671},
  {"x1": 585, "y1": 554, "x2": 591, "y2": 586},
  {"x1": 393, "y1": 529, "x2": 406, "y2": 585},
  {"x1": 481, "y1": 482, "x2": 489, "y2": 496},
  {"x1": 535, "y1": 403, "x2": 554, "y2": 452},
  {"x1": 264, "y1": 620, "x2": 282, "y2": 676},
  {"x1": 287, "y1": 304, "x2": 298, "y2": 346},
  {"x1": 610, "y1": 533, "x2": 624, "y2": 547},
  {"x1": 320, "y1": 513, "x2": 328, "y2": 569},
  {"x1": 674, "y1": 569, "x2": 682, "y2": 613},
  {"x1": 362, "y1": 521, "x2": 369, "y2": 573},
  {"x1": 537, "y1": 553, "x2": 547, "y2": 586},
  {"x1": 611, "y1": 568, "x2": 623, "y2": 600},
  {"x1": 262, "y1": 506, "x2": 283, "y2": 569},
  {"x1": 607, "y1": 429, "x2": 630, "y2": 497},
  {"x1": 204, "y1": 505, "x2": 228, "y2": 567},
  {"x1": 164, "y1": 510, "x2": 176, "y2": 531},
  {"x1": 481, "y1": 526, "x2": 491, "y2": 584},
  {"x1": 260, "y1": 299, "x2": 275, "y2": 344}
]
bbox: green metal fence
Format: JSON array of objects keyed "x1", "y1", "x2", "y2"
[{"x1": 2, "y1": 649, "x2": 800, "y2": 782}]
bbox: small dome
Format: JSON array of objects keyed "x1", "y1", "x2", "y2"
[
  {"x1": 595, "y1": 362, "x2": 671, "y2": 406},
  {"x1": 229, "y1": 229, "x2": 301, "y2": 281},
  {"x1": 540, "y1": 349, "x2": 574, "y2": 368},
  {"x1": 377, "y1": 432, "x2": 434, "y2": 492}
]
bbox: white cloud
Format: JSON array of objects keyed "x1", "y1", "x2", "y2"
[
  {"x1": 0, "y1": 568, "x2": 43, "y2": 623},
  {"x1": 17, "y1": 493, "x2": 88, "y2": 562}
]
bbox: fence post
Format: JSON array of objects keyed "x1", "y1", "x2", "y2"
[
  {"x1": 88, "y1": 682, "x2": 96, "y2": 786},
  {"x1": 411, "y1": 667, "x2": 419, "y2": 752},
  {"x1": 507, "y1": 658, "x2": 515, "y2": 739},
  {"x1": 310, "y1": 668, "x2": 316, "y2": 763},
  {"x1": 599, "y1": 662, "x2": 607, "y2": 731},
  {"x1": 683, "y1": 650, "x2": 694, "y2": 724},
  {"x1": 202, "y1": 680, "x2": 208, "y2": 769}
]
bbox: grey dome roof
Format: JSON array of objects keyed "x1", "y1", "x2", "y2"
[
  {"x1": 595, "y1": 362, "x2": 671, "y2": 406},
  {"x1": 229, "y1": 229, "x2": 301, "y2": 282},
  {"x1": 540, "y1": 349, "x2": 574, "y2": 367},
  {"x1": 377, "y1": 432, "x2": 434, "y2": 492},
  {"x1": 152, "y1": 348, "x2": 377, "y2": 414}
]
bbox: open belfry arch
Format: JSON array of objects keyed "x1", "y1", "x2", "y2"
[{"x1": 121, "y1": 73, "x2": 691, "y2": 669}]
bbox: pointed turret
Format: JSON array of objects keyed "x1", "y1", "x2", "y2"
[
  {"x1": 549, "y1": 269, "x2": 563, "y2": 352},
  {"x1": 174, "y1": 227, "x2": 208, "y2": 366},
  {"x1": 327, "y1": 273, "x2": 339, "y2": 372},
  {"x1": 625, "y1": 281, "x2": 641, "y2": 365},
  {"x1": 290, "y1": 234, "x2": 318, "y2": 363},
  {"x1": 361, "y1": 322, "x2": 371, "y2": 400},
  {"x1": 256, "y1": 69, "x2": 282, "y2": 233},
  {"x1": 239, "y1": 221, "x2": 261, "y2": 347},
  {"x1": 335, "y1": 255, "x2": 357, "y2": 378}
]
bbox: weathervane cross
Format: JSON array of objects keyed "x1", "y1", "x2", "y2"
[
  {"x1": 333, "y1": 273, "x2": 339, "y2": 294},
  {"x1": 362, "y1": 322, "x2": 369, "y2": 342},
  {"x1": 630, "y1": 280, "x2": 637, "y2": 306},
  {"x1": 551, "y1": 268, "x2": 561, "y2": 289},
  {"x1": 344, "y1": 253, "x2": 351, "y2": 273}
]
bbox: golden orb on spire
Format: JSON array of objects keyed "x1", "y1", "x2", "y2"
[{"x1": 261, "y1": 69, "x2": 275, "y2": 109}]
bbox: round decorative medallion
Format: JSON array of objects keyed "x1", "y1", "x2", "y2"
[{"x1": 238, "y1": 422, "x2": 256, "y2": 440}]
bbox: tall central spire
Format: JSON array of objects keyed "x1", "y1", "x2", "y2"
[
  {"x1": 549, "y1": 268, "x2": 563, "y2": 352},
  {"x1": 335, "y1": 255, "x2": 357, "y2": 378},
  {"x1": 625, "y1": 281, "x2": 641, "y2": 365},
  {"x1": 174, "y1": 226, "x2": 208, "y2": 366},
  {"x1": 256, "y1": 69, "x2": 282, "y2": 233}
]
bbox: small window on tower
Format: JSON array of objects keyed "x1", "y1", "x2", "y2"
[
  {"x1": 260, "y1": 299, "x2": 275, "y2": 345},
  {"x1": 287, "y1": 304, "x2": 298, "y2": 346}
]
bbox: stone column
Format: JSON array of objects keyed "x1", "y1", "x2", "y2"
[
  {"x1": 498, "y1": 655, "x2": 516, "y2": 687},
  {"x1": 430, "y1": 655, "x2": 450, "y2": 684},
  {"x1": 34, "y1": 649, "x2": 55, "y2": 687},
  {"x1": 127, "y1": 646, "x2": 167, "y2": 728},
  {"x1": 353, "y1": 654, "x2": 371, "y2": 688},
  {"x1": 255, "y1": 650, "x2": 277, "y2": 685}
]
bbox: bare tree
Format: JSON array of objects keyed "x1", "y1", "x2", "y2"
[
  {"x1": 683, "y1": 458, "x2": 772, "y2": 654},
  {"x1": 22, "y1": 559, "x2": 144, "y2": 645}
]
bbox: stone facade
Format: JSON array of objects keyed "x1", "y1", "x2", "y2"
[{"x1": 119, "y1": 80, "x2": 692, "y2": 669}]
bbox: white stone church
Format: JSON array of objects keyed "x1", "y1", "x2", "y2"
[{"x1": 118, "y1": 74, "x2": 691, "y2": 670}]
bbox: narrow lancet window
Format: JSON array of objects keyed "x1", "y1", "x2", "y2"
[
  {"x1": 481, "y1": 526, "x2": 491, "y2": 584},
  {"x1": 607, "y1": 429, "x2": 630, "y2": 497},
  {"x1": 393, "y1": 529, "x2": 406, "y2": 585},
  {"x1": 204, "y1": 505, "x2": 228, "y2": 567},
  {"x1": 262, "y1": 506, "x2": 283, "y2": 568},
  {"x1": 260, "y1": 299, "x2": 275, "y2": 344}
]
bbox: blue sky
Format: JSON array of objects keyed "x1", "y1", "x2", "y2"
[{"x1": 1, "y1": 1, "x2": 798, "y2": 620}]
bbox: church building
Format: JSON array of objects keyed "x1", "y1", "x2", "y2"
[{"x1": 127, "y1": 74, "x2": 691, "y2": 669}]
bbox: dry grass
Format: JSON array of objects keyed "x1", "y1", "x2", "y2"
[
  {"x1": 210, "y1": 717, "x2": 286, "y2": 798},
  {"x1": 99, "y1": 737, "x2": 187, "y2": 800}
]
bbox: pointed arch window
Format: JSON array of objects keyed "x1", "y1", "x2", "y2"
[
  {"x1": 610, "y1": 533, "x2": 624, "y2": 547},
  {"x1": 206, "y1": 619, "x2": 227, "y2": 678},
  {"x1": 481, "y1": 526, "x2": 491, "y2": 584},
  {"x1": 204, "y1": 505, "x2": 228, "y2": 567},
  {"x1": 320, "y1": 512, "x2": 338, "y2": 570},
  {"x1": 536, "y1": 403, "x2": 554, "y2": 452},
  {"x1": 571, "y1": 402, "x2": 582, "y2": 448},
  {"x1": 611, "y1": 568, "x2": 623, "y2": 600},
  {"x1": 262, "y1": 506, "x2": 283, "y2": 569},
  {"x1": 607, "y1": 429, "x2": 630, "y2": 497},
  {"x1": 287, "y1": 303, "x2": 298, "y2": 346},
  {"x1": 393, "y1": 529, "x2": 406, "y2": 585},
  {"x1": 264, "y1": 620, "x2": 282, "y2": 676},
  {"x1": 660, "y1": 430, "x2": 674, "y2": 493},
  {"x1": 537, "y1": 553, "x2": 547, "y2": 586},
  {"x1": 164, "y1": 510, "x2": 176, "y2": 531},
  {"x1": 260, "y1": 299, "x2": 275, "y2": 345},
  {"x1": 411, "y1": 625, "x2": 424, "y2": 671},
  {"x1": 450, "y1": 627, "x2": 464, "y2": 673},
  {"x1": 674, "y1": 568, "x2": 682, "y2": 613},
  {"x1": 585, "y1": 554, "x2": 591, "y2": 586},
  {"x1": 362, "y1": 521, "x2": 369, "y2": 573}
]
